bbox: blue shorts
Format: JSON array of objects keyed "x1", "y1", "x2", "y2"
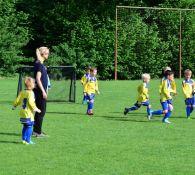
[
  {"x1": 161, "y1": 100, "x2": 173, "y2": 111},
  {"x1": 20, "y1": 118, "x2": 34, "y2": 126},
  {"x1": 185, "y1": 97, "x2": 195, "y2": 106},
  {"x1": 86, "y1": 93, "x2": 95, "y2": 101},
  {"x1": 134, "y1": 100, "x2": 150, "y2": 108}
]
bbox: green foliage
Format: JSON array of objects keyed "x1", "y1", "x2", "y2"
[
  {"x1": 0, "y1": 0, "x2": 29, "y2": 75},
  {"x1": 0, "y1": 0, "x2": 194, "y2": 78}
]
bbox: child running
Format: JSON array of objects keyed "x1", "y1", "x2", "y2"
[
  {"x1": 152, "y1": 70, "x2": 175, "y2": 123},
  {"x1": 84, "y1": 68, "x2": 100, "y2": 115},
  {"x1": 13, "y1": 77, "x2": 41, "y2": 145},
  {"x1": 124, "y1": 73, "x2": 153, "y2": 120},
  {"x1": 81, "y1": 67, "x2": 91, "y2": 104},
  {"x1": 182, "y1": 69, "x2": 195, "y2": 119}
]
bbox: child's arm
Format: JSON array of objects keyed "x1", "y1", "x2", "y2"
[
  {"x1": 13, "y1": 92, "x2": 22, "y2": 109},
  {"x1": 28, "y1": 94, "x2": 41, "y2": 113},
  {"x1": 142, "y1": 85, "x2": 149, "y2": 99},
  {"x1": 81, "y1": 75, "x2": 86, "y2": 85},
  {"x1": 171, "y1": 80, "x2": 177, "y2": 95}
]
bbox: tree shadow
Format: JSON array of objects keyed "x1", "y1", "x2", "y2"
[
  {"x1": 112, "y1": 112, "x2": 146, "y2": 115},
  {"x1": 95, "y1": 114, "x2": 159, "y2": 123},
  {"x1": 0, "y1": 140, "x2": 21, "y2": 144},
  {"x1": 0, "y1": 100, "x2": 13, "y2": 105},
  {"x1": 47, "y1": 111, "x2": 86, "y2": 116},
  {"x1": 0, "y1": 132, "x2": 21, "y2": 136}
]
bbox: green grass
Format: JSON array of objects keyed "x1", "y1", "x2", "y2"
[{"x1": 0, "y1": 78, "x2": 195, "y2": 175}]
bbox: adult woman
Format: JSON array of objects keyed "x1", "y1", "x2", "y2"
[{"x1": 33, "y1": 47, "x2": 49, "y2": 137}]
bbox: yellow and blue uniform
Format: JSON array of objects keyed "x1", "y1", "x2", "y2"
[
  {"x1": 81, "y1": 73, "x2": 90, "y2": 104},
  {"x1": 13, "y1": 90, "x2": 37, "y2": 122},
  {"x1": 137, "y1": 83, "x2": 149, "y2": 103},
  {"x1": 182, "y1": 79, "x2": 195, "y2": 118},
  {"x1": 124, "y1": 83, "x2": 152, "y2": 116},
  {"x1": 84, "y1": 76, "x2": 99, "y2": 114},
  {"x1": 13, "y1": 90, "x2": 38, "y2": 143},
  {"x1": 159, "y1": 78, "x2": 173, "y2": 122}
]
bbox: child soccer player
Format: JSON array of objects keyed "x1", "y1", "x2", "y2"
[
  {"x1": 84, "y1": 68, "x2": 100, "y2": 115},
  {"x1": 182, "y1": 69, "x2": 195, "y2": 118},
  {"x1": 13, "y1": 77, "x2": 41, "y2": 145},
  {"x1": 159, "y1": 70, "x2": 175, "y2": 123},
  {"x1": 81, "y1": 67, "x2": 91, "y2": 104},
  {"x1": 124, "y1": 73, "x2": 153, "y2": 120},
  {"x1": 161, "y1": 66, "x2": 177, "y2": 96},
  {"x1": 149, "y1": 70, "x2": 176, "y2": 124}
]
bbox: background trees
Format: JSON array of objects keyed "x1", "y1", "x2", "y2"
[{"x1": 0, "y1": 0, "x2": 194, "y2": 79}]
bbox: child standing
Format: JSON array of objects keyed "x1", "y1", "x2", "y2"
[
  {"x1": 124, "y1": 73, "x2": 153, "y2": 120},
  {"x1": 81, "y1": 67, "x2": 91, "y2": 104},
  {"x1": 13, "y1": 77, "x2": 41, "y2": 145},
  {"x1": 84, "y1": 68, "x2": 100, "y2": 115},
  {"x1": 182, "y1": 69, "x2": 195, "y2": 118}
]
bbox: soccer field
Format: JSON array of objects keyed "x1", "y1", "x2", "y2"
[{"x1": 0, "y1": 78, "x2": 195, "y2": 175}]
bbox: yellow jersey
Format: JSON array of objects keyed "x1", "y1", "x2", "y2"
[
  {"x1": 159, "y1": 77, "x2": 177, "y2": 95},
  {"x1": 159, "y1": 79, "x2": 172, "y2": 102},
  {"x1": 84, "y1": 76, "x2": 99, "y2": 95},
  {"x1": 81, "y1": 73, "x2": 90, "y2": 92},
  {"x1": 182, "y1": 79, "x2": 195, "y2": 99},
  {"x1": 137, "y1": 83, "x2": 149, "y2": 103},
  {"x1": 81, "y1": 73, "x2": 90, "y2": 85},
  {"x1": 13, "y1": 90, "x2": 38, "y2": 121}
]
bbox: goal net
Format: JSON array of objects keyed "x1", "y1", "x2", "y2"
[{"x1": 17, "y1": 66, "x2": 76, "y2": 102}]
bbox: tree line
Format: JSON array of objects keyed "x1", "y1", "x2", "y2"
[{"x1": 0, "y1": 0, "x2": 194, "y2": 79}]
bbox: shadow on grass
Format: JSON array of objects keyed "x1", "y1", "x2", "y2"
[
  {"x1": 0, "y1": 140, "x2": 21, "y2": 144},
  {"x1": 112, "y1": 112, "x2": 146, "y2": 115},
  {"x1": 95, "y1": 115, "x2": 159, "y2": 123},
  {"x1": 47, "y1": 111, "x2": 86, "y2": 116},
  {"x1": 0, "y1": 100, "x2": 13, "y2": 105},
  {"x1": 0, "y1": 132, "x2": 20, "y2": 136}
]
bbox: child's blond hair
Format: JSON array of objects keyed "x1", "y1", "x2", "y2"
[
  {"x1": 24, "y1": 77, "x2": 35, "y2": 90},
  {"x1": 184, "y1": 69, "x2": 192, "y2": 75},
  {"x1": 36, "y1": 47, "x2": 49, "y2": 60},
  {"x1": 142, "y1": 73, "x2": 150, "y2": 80}
]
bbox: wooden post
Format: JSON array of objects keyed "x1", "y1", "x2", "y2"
[
  {"x1": 114, "y1": 7, "x2": 118, "y2": 80},
  {"x1": 179, "y1": 10, "x2": 182, "y2": 78}
]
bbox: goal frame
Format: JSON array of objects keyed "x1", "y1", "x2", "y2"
[
  {"x1": 115, "y1": 6, "x2": 195, "y2": 80},
  {"x1": 17, "y1": 66, "x2": 76, "y2": 103}
]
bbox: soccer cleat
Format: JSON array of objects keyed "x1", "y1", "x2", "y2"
[
  {"x1": 87, "y1": 111, "x2": 94, "y2": 116},
  {"x1": 124, "y1": 108, "x2": 129, "y2": 115},
  {"x1": 29, "y1": 141, "x2": 35, "y2": 145},
  {"x1": 163, "y1": 118, "x2": 171, "y2": 124},
  {"x1": 187, "y1": 116, "x2": 191, "y2": 119},
  {"x1": 22, "y1": 140, "x2": 27, "y2": 144}
]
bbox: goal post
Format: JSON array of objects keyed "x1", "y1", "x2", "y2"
[
  {"x1": 17, "y1": 66, "x2": 76, "y2": 103},
  {"x1": 115, "y1": 6, "x2": 195, "y2": 80}
]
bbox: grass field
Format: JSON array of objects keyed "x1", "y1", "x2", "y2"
[{"x1": 0, "y1": 78, "x2": 195, "y2": 175}]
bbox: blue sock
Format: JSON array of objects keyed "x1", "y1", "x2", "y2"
[
  {"x1": 186, "y1": 106, "x2": 191, "y2": 117},
  {"x1": 129, "y1": 106, "x2": 138, "y2": 111},
  {"x1": 88, "y1": 102, "x2": 94, "y2": 111},
  {"x1": 152, "y1": 110, "x2": 163, "y2": 115},
  {"x1": 147, "y1": 107, "x2": 151, "y2": 115},
  {"x1": 163, "y1": 111, "x2": 171, "y2": 121},
  {"x1": 26, "y1": 126, "x2": 33, "y2": 143},
  {"x1": 22, "y1": 125, "x2": 27, "y2": 141},
  {"x1": 190, "y1": 106, "x2": 193, "y2": 113}
]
